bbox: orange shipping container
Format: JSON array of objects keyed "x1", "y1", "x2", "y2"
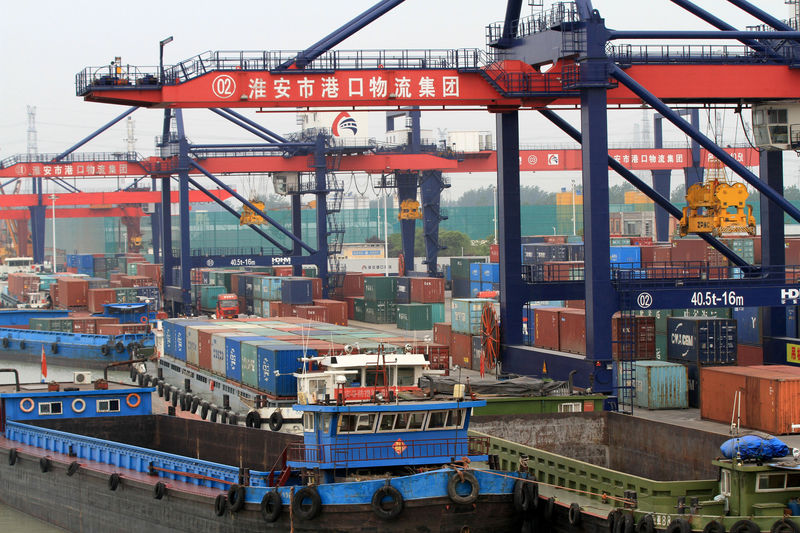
[
  {"x1": 449, "y1": 332, "x2": 473, "y2": 369},
  {"x1": 700, "y1": 365, "x2": 800, "y2": 435}
]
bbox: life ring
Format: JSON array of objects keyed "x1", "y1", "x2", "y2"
[
  {"x1": 544, "y1": 496, "x2": 556, "y2": 521},
  {"x1": 50, "y1": 342, "x2": 58, "y2": 354},
  {"x1": 115, "y1": 341, "x2": 125, "y2": 353},
  {"x1": 8, "y1": 448, "x2": 18, "y2": 466},
  {"x1": 126, "y1": 393, "x2": 141, "y2": 409},
  {"x1": 513, "y1": 479, "x2": 530, "y2": 512},
  {"x1": 261, "y1": 490, "x2": 282, "y2": 522},
  {"x1": 227, "y1": 484, "x2": 246, "y2": 513},
  {"x1": 569, "y1": 503, "x2": 583, "y2": 526},
  {"x1": 704, "y1": 521, "x2": 726, "y2": 533},
  {"x1": 72, "y1": 398, "x2": 86, "y2": 413},
  {"x1": 637, "y1": 514, "x2": 656, "y2": 533},
  {"x1": 772, "y1": 521, "x2": 799, "y2": 533},
  {"x1": 1, "y1": 337, "x2": 8, "y2": 348},
  {"x1": 447, "y1": 471, "x2": 479, "y2": 505},
  {"x1": 371, "y1": 484, "x2": 404, "y2": 520},
  {"x1": 214, "y1": 494, "x2": 227, "y2": 516},
  {"x1": 245, "y1": 410, "x2": 261, "y2": 428},
  {"x1": 269, "y1": 411, "x2": 283, "y2": 432},
  {"x1": 292, "y1": 486, "x2": 321, "y2": 520},
  {"x1": 108, "y1": 473, "x2": 121, "y2": 491},
  {"x1": 666, "y1": 518, "x2": 693, "y2": 533},
  {"x1": 67, "y1": 461, "x2": 80, "y2": 476},
  {"x1": 101, "y1": 344, "x2": 110, "y2": 356},
  {"x1": 19, "y1": 340, "x2": 26, "y2": 349},
  {"x1": 153, "y1": 481, "x2": 167, "y2": 500},
  {"x1": 20, "y1": 397, "x2": 35, "y2": 413},
  {"x1": 39, "y1": 457, "x2": 51, "y2": 473},
  {"x1": 140, "y1": 316, "x2": 148, "y2": 324}
]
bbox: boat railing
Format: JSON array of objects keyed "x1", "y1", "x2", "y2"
[
  {"x1": 288, "y1": 436, "x2": 489, "y2": 466},
  {"x1": 5, "y1": 421, "x2": 239, "y2": 490}
]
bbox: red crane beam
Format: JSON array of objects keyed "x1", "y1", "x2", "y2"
[
  {"x1": 79, "y1": 64, "x2": 800, "y2": 109},
  {"x1": 0, "y1": 207, "x2": 146, "y2": 220}
]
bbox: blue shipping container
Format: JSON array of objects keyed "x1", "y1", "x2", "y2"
[
  {"x1": 163, "y1": 321, "x2": 174, "y2": 356},
  {"x1": 431, "y1": 303, "x2": 445, "y2": 324},
  {"x1": 481, "y1": 263, "x2": 500, "y2": 283},
  {"x1": 480, "y1": 282, "x2": 494, "y2": 293},
  {"x1": 281, "y1": 279, "x2": 312, "y2": 305},
  {"x1": 609, "y1": 246, "x2": 641, "y2": 267},
  {"x1": 396, "y1": 277, "x2": 411, "y2": 303},
  {"x1": 666, "y1": 317, "x2": 737, "y2": 365},
  {"x1": 633, "y1": 360, "x2": 688, "y2": 409},
  {"x1": 451, "y1": 298, "x2": 492, "y2": 335},
  {"x1": 225, "y1": 335, "x2": 265, "y2": 383},
  {"x1": 172, "y1": 322, "x2": 187, "y2": 362},
  {"x1": 469, "y1": 281, "x2": 481, "y2": 298},
  {"x1": 469, "y1": 263, "x2": 483, "y2": 282},
  {"x1": 732, "y1": 306, "x2": 798, "y2": 345},
  {"x1": 257, "y1": 344, "x2": 313, "y2": 397}
]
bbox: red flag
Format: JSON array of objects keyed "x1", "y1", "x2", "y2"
[{"x1": 40, "y1": 344, "x2": 47, "y2": 381}]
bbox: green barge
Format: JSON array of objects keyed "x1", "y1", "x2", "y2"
[{"x1": 471, "y1": 412, "x2": 800, "y2": 533}]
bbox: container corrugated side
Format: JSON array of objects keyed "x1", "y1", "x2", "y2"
[{"x1": 634, "y1": 361, "x2": 688, "y2": 409}]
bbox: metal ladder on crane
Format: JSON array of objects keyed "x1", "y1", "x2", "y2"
[{"x1": 613, "y1": 287, "x2": 637, "y2": 415}]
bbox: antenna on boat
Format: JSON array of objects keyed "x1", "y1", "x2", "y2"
[{"x1": 729, "y1": 389, "x2": 742, "y2": 436}]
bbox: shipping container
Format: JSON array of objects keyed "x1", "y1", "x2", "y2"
[
  {"x1": 609, "y1": 246, "x2": 641, "y2": 267},
  {"x1": 184, "y1": 326, "x2": 203, "y2": 367},
  {"x1": 88, "y1": 288, "x2": 117, "y2": 314},
  {"x1": 240, "y1": 340, "x2": 273, "y2": 390},
  {"x1": 700, "y1": 365, "x2": 800, "y2": 434},
  {"x1": 313, "y1": 299, "x2": 348, "y2": 325},
  {"x1": 667, "y1": 317, "x2": 737, "y2": 365},
  {"x1": 396, "y1": 303, "x2": 433, "y2": 330},
  {"x1": 450, "y1": 257, "x2": 482, "y2": 281},
  {"x1": 632, "y1": 361, "x2": 688, "y2": 409},
  {"x1": 57, "y1": 278, "x2": 89, "y2": 307},
  {"x1": 471, "y1": 334, "x2": 483, "y2": 371},
  {"x1": 450, "y1": 298, "x2": 491, "y2": 335},
  {"x1": 433, "y1": 322, "x2": 451, "y2": 346},
  {"x1": 430, "y1": 303, "x2": 445, "y2": 324},
  {"x1": 533, "y1": 307, "x2": 562, "y2": 351},
  {"x1": 558, "y1": 309, "x2": 586, "y2": 354},
  {"x1": 737, "y1": 344, "x2": 763, "y2": 366},
  {"x1": 450, "y1": 332, "x2": 473, "y2": 369},
  {"x1": 257, "y1": 344, "x2": 310, "y2": 397},
  {"x1": 363, "y1": 277, "x2": 397, "y2": 302},
  {"x1": 451, "y1": 279, "x2": 471, "y2": 299},
  {"x1": 281, "y1": 278, "x2": 313, "y2": 305},
  {"x1": 395, "y1": 277, "x2": 411, "y2": 303},
  {"x1": 489, "y1": 244, "x2": 499, "y2": 263},
  {"x1": 410, "y1": 277, "x2": 445, "y2": 303},
  {"x1": 612, "y1": 314, "x2": 656, "y2": 360},
  {"x1": 211, "y1": 332, "x2": 244, "y2": 381}
]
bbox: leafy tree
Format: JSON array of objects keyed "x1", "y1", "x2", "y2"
[
  {"x1": 609, "y1": 183, "x2": 635, "y2": 204},
  {"x1": 671, "y1": 184, "x2": 686, "y2": 203}
]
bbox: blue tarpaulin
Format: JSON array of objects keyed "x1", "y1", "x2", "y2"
[{"x1": 720, "y1": 435, "x2": 790, "y2": 460}]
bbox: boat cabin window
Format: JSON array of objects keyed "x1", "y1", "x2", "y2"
[
  {"x1": 321, "y1": 414, "x2": 332, "y2": 433},
  {"x1": 378, "y1": 413, "x2": 396, "y2": 432},
  {"x1": 426, "y1": 409, "x2": 466, "y2": 430},
  {"x1": 756, "y1": 472, "x2": 800, "y2": 492},
  {"x1": 720, "y1": 469, "x2": 731, "y2": 497},
  {"x1": 365, "y1": 368, "x2": 386, "y2": 387},
  {"x1": 38, "y1": 402, "x2": 62, "y2": 415},
  {"x1": 393, "y1": 411, "x2": 426, "y2": 431},
  {"x1": 396, "y1": 367, "x2": 415, "y2": 386},
  {"x1": 97, "y1": 399, "x2": 120, "y2": 413},
  {"x1": 309, "y1": 379, "x2": 327, "y2": 397},
  {"x1": 303, "y1": 413, "x2": 314, "y2": 432},
  {"x1": 338, "y1": 413, "x2": 377, "y2": 433}
]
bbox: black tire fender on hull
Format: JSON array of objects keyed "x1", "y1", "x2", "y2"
[
  {"x1": 666, "y1": 518, "x2": 692, "y2": 533},
  {"x1": 447, "y1": 471, "x2": 480, "y2": 505},
  {"x1": 261, "y1": 490, "x2": 282, "y2": 522},
  {"x1": 371, "y1": 484, "x2": 404, "y2": 520},
  {"x1": 292, "y1": 486, "x2": 321, "y2": 520}
]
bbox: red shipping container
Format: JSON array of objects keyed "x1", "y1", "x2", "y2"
[
  {"x1": 296, "y1": 305, "x2": 327, "y2": 323},
  {"x1": 273, "y1": 266, "x2": 292, "y2": 277},
  {"x1": 671, "y1": 239, "x2": 707, "y2": 262},
  {"x1": 120, "y1": 275, "x2": 155, "y2": 288},
  {"x1": 629, "y1": 236, "x2": 653, "y2": 246},
  {"x1": 565, "y1": 300, "x2": 585, "y2": 309},
  {"x1": 197, "y1": 329, "x2": 224, "y2": 372},
  {"x1": 737, "y1": 344, "x2": 763, "y2": 366},
  {"x1": 410, "y1": 277, "x2": 445, "y2": 303},
  {"x1": 87, "y1": 317, "x2": 118, "y2": 334},
  {"x1": 88, "y1": 288, "x2": 117, "y2": 314},
  {"x1": 269, "y1": 301, "x2": 283, "y2": 317},
  {"x1": 136, "y1": 263, "x2": 163, "y2": 287},
  {"x1": 611, "y1": 314, "x2": 656, "y2": 360},
  {"x1": 340, "y1": 272, "x2": 365, "y2": 297},
  {"x1": 489, "y1": 244, "x2": 499, "y2": 263},
  {"x1": 66, "y1": 267, "x2": 77, "y2": 274},
  {"x1": 343, "y1": 296, "x2": 358, "y2": 320},
  {"x1": 639, "y1": 245, "x2": 672, "y2": 265},
  {"x1": 8, "y1": 273, "x2": 39, "y2": 299},
  {"x1": 536, "y1": 261, "x2": 584, "y2": 282},
  {"x1": 533, "y1": 308, "x2": 562, "y2": 351},
  {"x1": 700, "y1": 365, "x2": 800, "y2": 434},
  {"x1": 58, "y1": 278, "x2": 89, "y2": 307},
  {"x1": 542, "y1": 235, "x2": 567, "y2": 244},
  {"x1": 449, "y1": 332, "x2": 473, "y2": 369},
  {"x1": 49, "y1": 283, "x2": 59, "y2": 307},
  {"x1": 558, "y1": 309, "x2": 586, "y2": 354},
  {"x1": 97, "y1": 323, "x2": 149, "y2": 335},
  {"x1": 433, "y1": 322, "x2": 451, "y2": 346},
  {"x1": 71, "y1": 318, "x2": 92, "y2": 334},
  {"x1": 109, "y1": 273, "x2": 125, "y2": 283},
  {"x1": 313, "y1": 299, "x2": 348, "y2": 325},
  {"x1": 310, "y1": 277, "x2": 322, "y2": 300}
]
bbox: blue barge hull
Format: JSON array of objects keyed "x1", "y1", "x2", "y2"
[{"x1": 0, "y1": 327, "x2": 153, "y2": 366}]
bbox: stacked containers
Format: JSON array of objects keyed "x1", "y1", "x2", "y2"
[
  {"x1": 282, "y1": 278, "x2": 313, "y2": 306},
  {"x1": 533, "y1": 307, "x2": 561, "y2": 350},
  {"x1": 57, "y1": 278, "x2": 89, "y2": 308},
  {"x1": 469, "y1": 263, "x2": 499, "y2": 296},
  {"x1": 257, "y1": 343, "x2": 311, "y2": 398},
  {"x1": 227, "y1": 336, "x2": 270, "y2": 386},
  {"x1": 363, "y1": 277, "x2": 397, "y2": 324},
  {"x1": 450, "y1": 258, "x2": 481, "y2": 298},
  {"x1": 396, "y1": 303, "x2": 433, "y2": 330},
  {"x1": 732, "y1": 307, "x2": 798, "y2": 366},
  {"x1": 211, "y1": 332, "x2": 245, "y2": 380},
  {"x1": 395, "y1": 277, "x2": 411, "y2": 304},
  {"x1": 667, "y1": 316, "x2": 738, "y2": 407},
  {"x1": 450, "y1": 298, "x2": 492, "y2": 368}
]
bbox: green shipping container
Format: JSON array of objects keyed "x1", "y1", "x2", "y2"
[
  {"x1": 364, "y1": 277, "x2": 398, "y2": 302},
  {"x1": 655, "y1": 332, "x2": 668, "y2": 361},
  {"x1": 397, "y1": 303, "x2": 433, "y2": 330},
  {"x1": 431, "y1": 303, "x2": 445, "y2": 324},
  {"x1": 199, "y1": 285, "x2": 226, "y2": 311},
  {"x1": 354, "y1": 298, "x2": 366, "y2": 321},
  {"x1": 610, "y1": 237, "x2": 631, "y2": 245},
  {"x1": 241, "y1": 340, "x2": 273, "y2": 390},
  {"x1": 450, "y1": 257, "x2": 483, "y2": 281},
  {"x1": 364, "y1": 301, "x2": 397, "y2": 324}
]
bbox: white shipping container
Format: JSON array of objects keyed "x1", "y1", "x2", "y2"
[
  {"x1": 185, "y1": 326, "x2": 201, "y2": 366},
  {"x1": 211, "y1": 332, "x2": 241, "y2": 377},
  {"x1": 446, "y1": 130, "x2": 493, "y2": 152}
]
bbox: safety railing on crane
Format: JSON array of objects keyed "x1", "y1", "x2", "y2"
[
  {"x1": 607, "y1": 43, "x2": 800, "y2": 66},
  {"x1": 0, "y1": 151, "x2": 142, "y2": 169},
  {"x1": 181, "y1": 246, "x2": 286, "y2": 257},
  {"x1": 485, "y1": 1, "x2": 579, "y2": 44}
]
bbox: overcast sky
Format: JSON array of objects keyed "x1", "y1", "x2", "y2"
[{"x1": 1, "y1": 0, "x2": 798, "y2": 200}]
